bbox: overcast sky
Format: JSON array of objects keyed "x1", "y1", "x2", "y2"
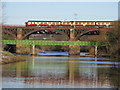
[{"x1": 4, "y1": 2, "x2": 118, "y2": 25}]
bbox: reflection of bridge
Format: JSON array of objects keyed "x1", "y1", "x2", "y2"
[
  {"x1": 12, "y1": 56, "x2": 110, "y2": 88},
  {"x1": 2, "y1": 25, "x2": 110, "y2": 55}
]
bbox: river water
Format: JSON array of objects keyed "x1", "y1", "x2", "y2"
[{"x1": 2, "y1": 52, "x2": 120, "y2": 88}]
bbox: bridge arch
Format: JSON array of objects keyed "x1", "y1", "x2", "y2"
[
  {"x1": 74, "y1": 29, "x2": 99, "y2": 40},
  {"x1": 22, "y1": 29, "x2": 69, "y2": 40}
]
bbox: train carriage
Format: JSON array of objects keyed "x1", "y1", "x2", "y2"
[{"x1": 25, "y1": 20, "x2": 112, "y2": 28}]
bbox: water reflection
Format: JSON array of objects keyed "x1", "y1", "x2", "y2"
[
  {"x1": 2, "y1": 53, "x2": 120, "y2": 88},
  {"x1": 108, "y1": 63, "x2": 120, "y2": 88},
  {"x1": 32, "y1": 55, "x2": 35, "y2": 68},
  {"x1": 16, "y1": 62, "x2": 21, "y2": 77},
  {"x1": 68, "y1": 56, "x2": 77, "y2": 86},
  {"x1": 38, "y1": 52, "x2": 95, "y2": 56}
]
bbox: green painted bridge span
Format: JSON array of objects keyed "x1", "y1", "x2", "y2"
[{"x1": 2, "y1": 40, "x2": 107, "y2": 46}]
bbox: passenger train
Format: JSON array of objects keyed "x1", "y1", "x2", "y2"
[{"x1": 25, "y1": 20, "x2": 112, "y2": 28}]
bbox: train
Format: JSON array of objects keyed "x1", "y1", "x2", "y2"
[{"x1": 25, "y1": 20, "x2": 112, "y2": 28}]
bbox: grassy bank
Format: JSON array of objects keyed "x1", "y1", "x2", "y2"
[{"x1": 1, "y1": 51, "x2": 28, "y2": 64}]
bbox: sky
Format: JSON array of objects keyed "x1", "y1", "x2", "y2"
[{"x1": 3, "y1": 1, "x2": 119, "y2": 25}]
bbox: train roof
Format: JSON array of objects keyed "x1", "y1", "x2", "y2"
[{"x1": 27, "y1": 20, "x2": 113, "y2": 22}]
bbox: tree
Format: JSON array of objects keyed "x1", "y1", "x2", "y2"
[
  {"x1": 107, "y1": 21, "x2": 120, "y2": 56},
  {"x1": 0, "y1": 2, "x2": 6, "y2": 25}
]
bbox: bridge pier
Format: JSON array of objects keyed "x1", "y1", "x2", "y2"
[
  {"x1": 95, "y1": 46, "x2": 98, "y2": 56},
  {"x1": 69, "y1": 29, "x2": 80, "y2": 55},
  {"x1": 16, "y1": 28, "x2": 23, "y2": 53}
]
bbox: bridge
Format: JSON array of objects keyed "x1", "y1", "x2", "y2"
[
  {"x1": 2, "y1": 40, "x2": 106, "y2": 46},
  {"x1": 2, "y1": 25, "x2": 110, "y2": 40},
  {"x1": 2, "y1": 40, "x2": 106, "y2": 56},
  {"x1": 2, "y1": 24, "x2": 110, "y2": 55}
]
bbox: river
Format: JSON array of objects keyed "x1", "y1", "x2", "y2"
[{"x1": 2, "y1": 52, "x2": 120, "y2": 88}]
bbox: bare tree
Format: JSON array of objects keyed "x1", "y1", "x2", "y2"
[
  {"x1": 0, "y1": 1, "x2": 6, "y2": 51},
  {"x1": 1, "y1": 2, "x2": 6, "y2": 25}
]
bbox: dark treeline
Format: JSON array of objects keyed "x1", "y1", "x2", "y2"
[{"x1": 107, "y1": 21, "x2": 120, "y2": 57}]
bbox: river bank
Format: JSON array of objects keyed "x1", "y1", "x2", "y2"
[
  {"x1": 1, "y1": 51, "x2": 28, "y2": 65},
  {"x1": 97, "y1": 53, "x2": 120, "y2": 59}
]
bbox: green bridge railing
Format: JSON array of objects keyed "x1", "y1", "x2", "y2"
[{"x1": 2, "y1": 40, "x2": 107, "y2": 46}]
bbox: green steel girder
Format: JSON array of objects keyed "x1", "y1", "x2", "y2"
[{"x1": 2, "y1": 40, "x2": 107, "y2": 46}]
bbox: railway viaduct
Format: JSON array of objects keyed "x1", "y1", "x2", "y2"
[{"x1": 2, "y1": 25, "x2": 110, "y2": 55}]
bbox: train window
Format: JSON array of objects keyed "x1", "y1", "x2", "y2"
[
  {"x1": 38, "y1": 22, "x2": 41, "y2": 24},
  {"x1": 52, "y1": 22, "x2": 55, "y2": 24},
  {"x1": 57, "y1": 22, "x2": 60, "y2": 24},
  {"x1": 32, "y1": 22, "x2": 35, "y2": 24},
  {"x1": 56, "y1": 22, "x2": 59, "y2": 24},
  {"x1": 63, "y1": 22, "x2": 65, "y2": 24},
  {"x1": 44, "y1": 22, "x2": 47, "y2": 24},
  {"x1": 68, "y1": 22, "x2": 70, "y2": 24},
  {"x1": 67, "y1": 22, "x2": 70, "y2": 24},
  {"x1": 76, "y1": 22, "x2": 78, "y2": 24},
  {"x1": 35, "y1": 22, "x2": 38, "y2": 24},
  {"x1": 90, "y1": 22, "x2": 94, "y2": 24},
  {"x1": 90, "y1": 22, "x2": 92, "y2": 24},
  {"x1": 106, "y1": 22, "x2": 109, "y2": 25},
  {"x1": 75, "y1": 22, "x2": 78, "y2": 24},
  {"x1": 41, "y1": 22, "x2": 44, "y2": 24},
  {"x1": 28, "y1": 22, "x2": 31, "y2": 25},
  {"x1": 47, "y1": 22, "x2": 50, "y2": 24},
  {"x1": 63, "y1": 22, "x2": 67, "y2": 24},
  {"x1": 97, "y1": 22, "x2": 100, "y2": 24},
  {"x1": 104, "y1": 22, "x2": 106, "y2": 24}
]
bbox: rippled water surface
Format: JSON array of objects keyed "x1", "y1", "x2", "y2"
[{"x1": 2, "y1": 52, "x2": 120, "y2": 88}]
